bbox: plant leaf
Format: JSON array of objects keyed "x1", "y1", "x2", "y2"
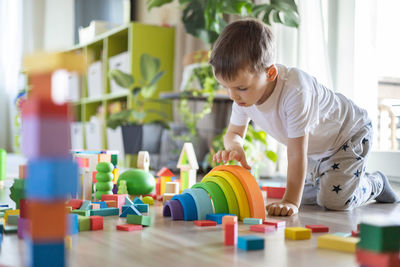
[
  {"x1": 108, "y1": 69, "x2": 134, "y2": 89},
  {"x1": 141, "y1": 53, "x2": 159, "y2": 82},
  {"x1": 266, "y1": 150, "x2": 278, "y2": 162},
  {"x1": 147, "y1": 0, "x2": 173, "y2": 10}
]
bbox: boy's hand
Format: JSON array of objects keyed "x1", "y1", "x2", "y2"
[
  {"x1": 266, "y1": 201, "x2": 298, "y2": 216},
  {"x1": 213, "y1": 146, "x2": 251, "y2": 170}
]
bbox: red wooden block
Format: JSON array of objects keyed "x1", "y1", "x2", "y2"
[
  {"x1": 29, "y1": 73, "x2": 52, "y2": 101},
  {"x1": 262, "y1": 186, "x2": 286, "y2": 199},
  {"x1": 263, "y1": 219, "x2": 286, "y2": 228},
  {"x1": 19, "y1": 199, "x2": 28, "y2": 218},
  {"x1": 21, "y1": 98, "x2": 69, "y2": 118},
  {"x1": 101, "y1": 194, "x2": 128, "y2": 213},
  {"x1": 155, "y1": 180, "x2": 161, "y2": 197},
  {"x1": 104, "y1": 200, "x2": 117, "y2": 208},
  {"x1": 92, "y1": 171, "x2": 97, "y2": 183},
  {"x1": 356, "y1": 248, "x2": 400, "y2": 267},
  {"x1": 194, "y1": 220, "x2": 217, "y2": 227},
  {"x1": 351, "y1": 230, "x2": 359, "y2": 237},
  {"x1": 76, "y1": 157, "x2": 89, "y2": 168},
  {"x1": 305, "y1": 225, "x2": 329, "y2": 233},
  {"x1": 67, "y1": 199, "x2": 83, "y2": 210},
  {"x1": 116, "y1": 224, "x2": 143, "y2": 231},
  {"x1": 250, "y1": 224, "x2": 276, "y2": 233},
  {"x1": 225, "y1": 222, "x2": 238, "y2": 246},
  {"x1": 90, "y1": 216, "x2": 103, "y2": 231}
]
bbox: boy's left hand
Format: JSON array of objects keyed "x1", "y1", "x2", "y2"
[{"x1": 266, "y1": 201, "x2": 298, "y2": 216}]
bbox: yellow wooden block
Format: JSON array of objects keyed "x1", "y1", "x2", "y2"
[
  {"x1": 112, "y1": 168, "x2": 119, "y2": 183},
  {"x1": 285, "y1": 227, "x2": 312, "y2": 240},
  {"x1": 65, "y1": 235, "x2": 72, "y2": 249},
  {"x1": 317, "y1": 234, "x2": 359, "y2": 253},
  {"x1": 66, "y1": 206, "x2": 73, "y2": 213},
  {"x1": 4, "y1": 209, "x2": 20, "y2": 224},
  {"x1": 23, "y1": 52, "x2": 86, "y2": 74}
]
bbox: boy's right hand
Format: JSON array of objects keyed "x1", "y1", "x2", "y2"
[{"x1": 213, "y1": 146, "x2": 251, "y2": 170}]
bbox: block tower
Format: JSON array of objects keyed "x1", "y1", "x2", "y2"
[{"x1": 22, "y1": 52, "x2": 85, "y2": 267}]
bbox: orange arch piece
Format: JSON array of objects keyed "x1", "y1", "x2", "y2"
[{"x1": 212, "y1": 165, "x2": 266, "y2": 219}]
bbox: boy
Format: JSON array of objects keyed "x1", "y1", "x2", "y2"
[{"x1": 210, "y1": 18, "x2": 399, "y2": 216}]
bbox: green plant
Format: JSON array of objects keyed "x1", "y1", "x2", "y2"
[
  {"x1": 204, "y1": 124, "x2": 277, "y2": 178},
  {"x1": 147, "y1": 0, "x2": 299, "y2": 44},
  {"x1": 107, "y1": 53, "x2": 170, "y2": 129}
]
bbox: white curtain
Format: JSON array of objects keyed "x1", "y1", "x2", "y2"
[{"x1": 0, "y1": 0, "x2": 23, "y2": 152}]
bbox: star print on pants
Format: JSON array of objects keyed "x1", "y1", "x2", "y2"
[
  {"x1": 331, "y1": 163, "x2": 340, "y2": 170},
  {"x1": 362, "y1": 138, "x2": 368, "y2": 144},
  {"x1": 342, "y1": 144, "x2": 349, "y2": 151},
  {"x1": 354, "y1": 169, "x2": 361, "y2": 177},
  {"x1": 332, "y1": 184, "x2": 342, "y2": 194}
]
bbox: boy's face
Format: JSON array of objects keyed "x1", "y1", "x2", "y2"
[{"x1": 215, "y1": 67, "x2": 274, "y2": 107}]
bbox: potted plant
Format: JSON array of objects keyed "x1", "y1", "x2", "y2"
[{"x1": 107, "y1": 53, "x2": 170, "y2": 156}]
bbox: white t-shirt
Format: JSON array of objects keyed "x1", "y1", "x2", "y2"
[{"x1": 230, "y1": 64, "x2": 370, "y2": 159}]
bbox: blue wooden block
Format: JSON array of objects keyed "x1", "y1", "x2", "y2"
[
  {"x1": 120, "y1": 205, "x2": 141, "y2": 218},
  {"x1": 68, "y1": 214, "x2": 79, "y2": 235},
  {"x1": 238, "y1": 235, "x2": 265, "y2": 251},
  {"x1": 243, "y1": 218, "x2": 263, "y2": 225},
  {"x1": 0, "y1": 204, "x2": 8, "y2": 207},
  {"x1": 92, "y1": 201, "x2": 107, "y2": 209},
  {"x1": 28, "y1": 240, "x2": 65, "y2": 267},
  {"x1": 134, "y1": 204, "x2": 149, "y2": 213},
  {"x1": 133, "y1": 197, "x2": 144, "y2": 204},
  {"x1": 0, "y1": 223, "x2": 3, "y2": 233},
  {"x1": 122, "y1": 205, "x2": 130, "y2": 213},
  {"x1": 90, "y1": 208, "x2": 119, "y2": 216},
  {"x1": 206, "y1": 213, "x2": 235, "y2": 224},
  {"x1": 26, "y1": 159, "x2": 78, "y2": 200},
  {"x1": 125, "y1": 197, "x2": 133, "y2": 206},
  {"x1": 79, "y1": 200, "x2": 91, "y2": 210}
]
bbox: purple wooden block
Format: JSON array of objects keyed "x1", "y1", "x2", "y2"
[
  {"x1": 18, "y1": 218, "x2": 29, "y2": 239},
  {"x1": 112, "y1": 183, "x2": 118, "y2": 194},
  {"x1": 22, "y1": 116, "x2": 71, "y2": 158},
  {"x1": 163, "y1": 200, "x2": 184, "y2": 220}
]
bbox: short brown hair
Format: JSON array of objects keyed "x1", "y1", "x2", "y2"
[{"x1": 209, "y1": 18, "x2": 275, "y2": 81}]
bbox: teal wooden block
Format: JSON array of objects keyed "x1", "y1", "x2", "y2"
[
  {"x1": 120, "y1": 205, "x2": 141, "y2": 218},
  {"x1": 90, "y1": 208, "x2": 119, "y2": 216},
  {"x1": 79, "y1": 200, "x2": 92, "y2": 210},
  {"x1": 7, "y1": 215, "x2": 19, "y2": 225},
  {"x1": 78, "y1": 215, "x2": 90, "y2": 231},
  {"x1": 238, "y1": 235, "x2": 265, "y2": 251},
  {"x1": 134, "y1": 204, "x2": 149, "y2": 213},
  {"x1": 133, "y1": 197, "x2": 144, "y2": 204},
  {"x1": 332, "y1": 232, "x2": 351, "y2": 237},
  {"x1": 243, "y1": 218, "x2": 263, "y2": 225},
  {"x1": 125, "y1": 196, "x2": 133, "y2": 206},
  {"x1": 127, "y1": 215, "x2": 151, "y2": 226},
  {"x1": 72, "y1": 209, "x2": 90, "y2": 216}
]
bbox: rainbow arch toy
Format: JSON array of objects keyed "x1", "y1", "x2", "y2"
[{"x1": 163, "y1": 165, "x2": 266, "y2": 221}]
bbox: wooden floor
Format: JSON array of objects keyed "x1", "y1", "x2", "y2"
[{"x1": 0, "y1": 166, "x2": 399, "y2": 266}]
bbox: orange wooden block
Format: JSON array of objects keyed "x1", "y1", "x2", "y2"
[
  {"x1": 29, "y1": 73, "x2": 52, "y2": 100},
  {"x1": 222, "y1": 215, "x2": 237, "y2": 230},
  {"x1": 76, "y1": 157, "x2": 89, "y2": 168},
  {"x1": 98, "y1": 154, "x2": 111, "y2": 163},
  {"x1": 19, "y1": 165, "x2": 27, "y2": 179},
  {"x1": 28, "y1": 201, "x2": 67, "y2": 240},
  {"x1": 90, "y1": 203, "x2": 100, "y2": 210},
  {"x1": 104, "y1": 200, "x2": 117, "y2": 208}
]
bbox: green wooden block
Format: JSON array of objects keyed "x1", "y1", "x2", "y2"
[
  {"x1": 111, "y1": 154, "x2": 118, "y2": 166},
  {"x1": 72, "y1": 209, "x2": 90, "y2": 217},
  {"x1": 78, "y1": 215, "x2": 91, "y2": 231},
  {"x1": 358, "y1": 223, "x2": 400, "y2": 252},
  {"x1": 90, "y1": 207, "x2": 119, "y2": 216},
  {"x1": 7, "y1": 214, "x2": 19, "y2": 225},
  {"x1": 127, "y1": 215, "x2": 150, "y2": 226}
]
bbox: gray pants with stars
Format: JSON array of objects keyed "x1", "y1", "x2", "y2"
[{"x1": 301, "y1": 123, "x2": 383, "y2": 210}]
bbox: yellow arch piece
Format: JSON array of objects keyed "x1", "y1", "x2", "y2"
[
  {"x1": 201, "y1": 176, "x2": 240, "y2": 218},
  {"x1": 205, "y1": 170, "x2": 250, "y2": 220},
  {"x1": 212, "y1": 165, "x2": 266, "y2": 219}
]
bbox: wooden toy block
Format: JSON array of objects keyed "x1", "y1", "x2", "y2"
[
  {"x1": 98, "y1": 153, "x2": 111, "y2": 163},
  {"x1": 104, "y1": 200, "x2": 117, "y2": 208},
  {"x1": 125, "y1": 196, "x2": 134, "y2": 206},
  {"x1": 26, "y1": 159, "x2": 78, "y2": 200},
  {"x1": 101, "y1": 194, "x2": 128, "y2": 213},
  {"x1": 21, "y1": 98, "x2": 69, "y2": 118},
  {"x1": 27, "y1": 202, "x2": 67, "y2": 240},
  {"x1": 237, "y1": 235, "x2": 265, "y2": 250},
  {"x1": 78, "y1": 215, "x2": 91, "y2": 231},
  {"x1": 262, "y1": 186, "x2": 286, "y2": 199},
  {"x1": 165, "y1": 182, "x2": 180, "y2": 194},
  {"x1": 332, "y1": 232, "x2": 352, "y2": 237},
  {"x1": 92, "y1": 201, "x2": 107, "y2": 209},
  {"x1": 133, "y1": 197, "x2": 144, "y2": 204},
  {"x1": 243, "y1": 218, "x2": 263, "y2": 225},
  {"x1": 356, "y1": 248, "x2": 400, "y2": 267},
  {"x1": 137, "y1": 151, "x2": 150, "y2": 172},
  {"x1": 285, "y1": 227, "x2": 312, "y2": 240},
  {"x1": 22, "y1": 117, "x2": 71, "y2": 159},
  {"x1": 160, "y1": 177, "x2": 172, "y2": 195},
  {"x1": 134, "y1": 204, "x2": 149, "y2": 213},
  {"x1": 177, "y1": 143, "x2": 199, "y2": 191},
  {"x1": 65, "y1": 235, "x2": 72, "y2": 250},
  {"x1": 120, "y1": 205, "x2": 141, "y2": 218},
  {"x1": 26, "y1": 72, "x2": 52, "y2": 100},
  {"x1": 75, "y1": 157, "x2": 89, "y2": 168},
  {"x1": 127, "y1": 215, "x2": 151, "y2": 226},
  {"x1": 142, "y1": 196, "x2": 154, "y2": 205},
  {"x1": 250, "y1": 224, "x2": 276, "y2": 233},
  {"x1": 116, "y1": 224, "x2": 143, "y2": 232},
  {"x1": 317, "y1": 234, "x2": 359, "y2": 253},
  {"x1": 18, "y1": 218, "x2": 28, "y2": 239},
  {"x1": 90, "y1": 216, "x2": 103, "y2": 231},
  {"x1": 28, "y1": 240, "x2": 65, "y2": 267},
  {"x1": 68, "y1": 214, "x2": 79, "y2": 235},
  {"x1": 89, "y1": 208, "x2": 119, "y2": 216},
  {"x1": 65, "y1": 206, "x2": 72, "y2": 213},
  {"x1": 163, "y1": 193, "x2": 176, "y2": 204},
  {"x1": 222, "y1": 215, "x2": 238, "y2": 230},
  {"x1": 79, "y1": 200, "x2": 92, "y2": 210},
  {"x1": 4, "y1": 224, "x2": 18, "y2": 234},
  {"x1": 67, "y1": 199, "x2": 83, "y2": 210},
  {"x1": 206, "y1": 213, "x2": 235, "y2": 225},
  {"x1": 305, "y1": 224, "x2": 329, "y2": 233},
  {"x1": 19, "y1": 165, "x2": 27, "y2": 179},
  {"x1": 4, "y1": 209, "x2": 20, "y2": 224},
  {"x1": 194, "y1": 220, "x2": 217, "y2": 227},
  {"x1": 112, "y1": 168, "x2": 119, "y2": 183},
  {"x1": 23, "y1": 51, "x2": 86, "y2": 74},
  {"x1": 351, "y1": 230, "x2": 359, "y2": 237},
  {"x1": 263, "y1": 219, "x2": 286, "y2": 228},
  {"x1": 7, "y1": 215, "x2": 19, "y2": 225},
  {"x1": 90, "y1": 204, "x2": 100, "y2": 210},
  {"x1": 359, "y1": 221, "x2": 400, "y2": 252},
  {"x1": 225, "y1": 222, "x2": 238, "y2": 246},
  {"x1": 71, "y1": 210, "x2": 90, "y2": 217}
]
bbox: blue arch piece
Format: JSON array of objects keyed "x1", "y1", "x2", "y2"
[
  {"x1": 172, "y1": 193, "x2": 198, "y2": 221},
  {"x1": 182, "y1": 188, "x2": 214, "y2": 220}
]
